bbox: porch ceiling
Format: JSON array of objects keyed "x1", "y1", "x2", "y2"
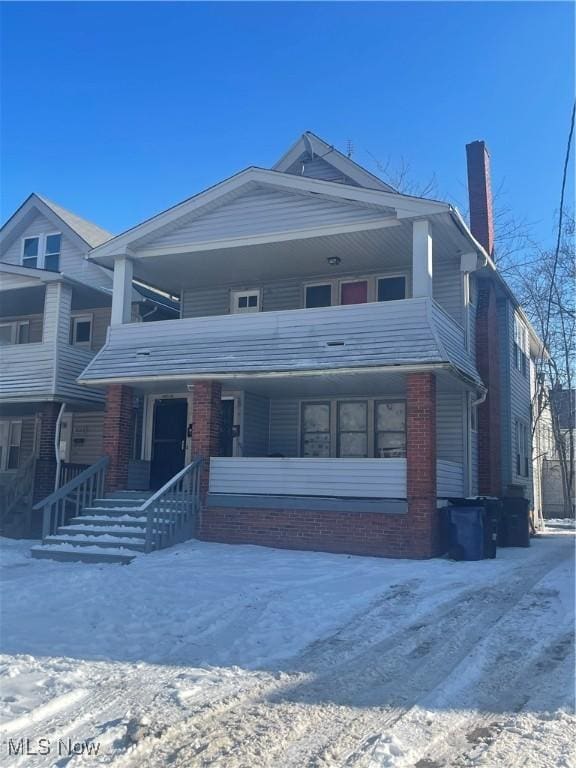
[
  {"x1": 128, "y1": 212, "x2": 468, "y2": 294},
  {"x1": 129, "y1": 368, "x2": 471, "y2": 399}
]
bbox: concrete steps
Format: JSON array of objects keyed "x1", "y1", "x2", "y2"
[{"x1": 30, "y1": 491, "x2": 153, "y2": 564}]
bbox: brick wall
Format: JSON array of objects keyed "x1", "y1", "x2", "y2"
[
  {"x1": 476, "y1": 280, "x2": 502, "y2": 495},
  {"x1": 103, "y1": 385, "x2": 133, "y2": 492},
  {"x1": 32, "y1": 401, "x2": 62, "y2": 503},
  {"x1": 191, "y1": 380, "x2": 222, "y2": 497}
]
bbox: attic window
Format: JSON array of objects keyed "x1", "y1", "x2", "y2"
[
  {"x1": 231, "y1": 290, "x2": 261, "y2": 314},
  {"x1": 21, "y1": 233, "x2": 61, "y2": 271}
]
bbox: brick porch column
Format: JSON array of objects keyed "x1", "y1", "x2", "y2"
[
  {"x1": 191, "y1": 380, "x2": 222, "y2": 499},
  {"x1": 103, "y1": 385, "x2": 133, "y2": 492},
  {"x1": 33, "y1": 401, "x2": 62, "y2": 503},
  {"x1": 406, "y1": 372, "x2": 438, "y2": 558}
]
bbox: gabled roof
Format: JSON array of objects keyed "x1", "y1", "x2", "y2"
[
  {"x1": 87, "y1": 167, "x2": 453, "y2": 265},
  {"x1": 273, "y1": 131, "x2": 397, "y2": 193},
  {"x1": 0, "y1": 193, "x2": 113, "y2": 250}
]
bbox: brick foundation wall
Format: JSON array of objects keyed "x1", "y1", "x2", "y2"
[
  {"x1": 191, "y1": 380, "x2": 222, "y2": 497},
  {"x1": 103, "y1": 385, "x2": 134, "y2": 492},
  {"x1": 476, "y1": 281, "x2": 502, "y2": 496},
  {"x1": 33, "y1": 402, "x2": 62, "y2": 503},
  {"x1": 200, "y1": 506, "x2": 415, "y2": 558}
]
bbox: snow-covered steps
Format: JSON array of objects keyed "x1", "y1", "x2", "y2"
[{"x1": 31, "y1": 490, "x2": 153, "y2": 564}]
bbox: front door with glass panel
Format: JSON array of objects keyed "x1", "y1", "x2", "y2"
[{"x1": 150, "y1": 399, "x2": 188, "y2": 489}]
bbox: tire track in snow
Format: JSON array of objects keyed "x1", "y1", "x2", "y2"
[{"x1": 110, "y1": 540, "x2": 573, "y2": 768}]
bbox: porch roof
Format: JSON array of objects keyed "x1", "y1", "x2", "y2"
[{"x1": 78, "y1": 298, "x2": 483, "y2": 389}]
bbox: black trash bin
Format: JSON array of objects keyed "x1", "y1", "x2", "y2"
[
  {"x1": 499, "y1": 497, "x2": 530, "y2": 547},
  {"x1": 442, "y1": 498, "x2": 501, "y2": 560}
]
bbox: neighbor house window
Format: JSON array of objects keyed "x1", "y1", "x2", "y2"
[
  {"x1": 0, "y1": 421, "x2": 22, "y2": 470},
  {"x1": 231, "y1": 290, "x2": 260, "y2": 314},
  {"x1": 301, "y1": 402, "x2": 331, "y2": 457},
  {"x1": 515, "y1": 420, "x2": 530, "y2": 477},
  {"x1": 514, "y1": 316, "x2": 529, "y2": 377},
  {"x1": 375, "y1": 401, "x2": 406, "y2": 457},
  {"x1": 377, "y1": 276, "x2": 406, "y2": 302},
  {"x1": 305, "y1": 284, "x2": 332, "y2": 308},
  {"x1": 0, "y1": 320, "x2": 30, "y2": 346},
  {"x1": 21, "y1": 233, "x2": 61, "y2": 271},
  {"x1": 70, "y1": 315, "x2": 92, "y2": 347},
  {"x1": 337, "y1": 401, "x2": 368, "y2": 457}
]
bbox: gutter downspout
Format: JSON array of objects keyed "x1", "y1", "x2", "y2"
[{"x1": 54, "y1": 403, "x2": 66, "y2": 492}]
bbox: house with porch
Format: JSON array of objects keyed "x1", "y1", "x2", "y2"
[
  {"x1": 27, "y1": 133, "x2": 542, "y2": 561},
  {"x1": 0, "y1": 194, "x2": 178, "y2": 535}
]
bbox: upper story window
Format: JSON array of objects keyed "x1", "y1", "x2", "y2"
[
  {"x1": 231, "y1": 289, "x2": 260, "y2": 314},
  {"x1": 70, "y1": 315, "x2": 92, "y2": 347},
  {"x1": 305, "y1": 284, "x2": 332, "y2": 308},
  {"x1": 21, "y1": 234, "x2": 61, "y2": 272},
  {"x1": 514, "y1": 316, "x2": 529, "y2": 378},
  {"x1": 377, "y1": 276, "x2": 406, "y2": 302},
  {"x1": 0, "y1": 320, "x2": 30, "y2": 346}
]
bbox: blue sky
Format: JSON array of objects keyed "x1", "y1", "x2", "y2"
[{"x1": 1, "y1": 2, "x2": 573, "y2": 247}]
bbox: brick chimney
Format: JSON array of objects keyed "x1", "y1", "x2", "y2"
[
  {"x1": 466, "y1": 139, "x2": 502, "y2": 496},
  {"x1": 466, "y1": 140, "x2": 495, "y2": 259}
]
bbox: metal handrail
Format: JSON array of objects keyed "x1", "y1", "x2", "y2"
[
  {"x1": 135, "y1": 458, "x2": 203, "y2": 553},
  {"x1": 34, "y1": 456, "x2": 109, "y2": 540}
]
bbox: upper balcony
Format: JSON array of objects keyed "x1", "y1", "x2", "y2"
[
  {"x1": 0, "y1": 266, "x2": 108, "y2": 406},
  {"x1": 78, "y1": 297, "x2": 483, "y2": 391}
]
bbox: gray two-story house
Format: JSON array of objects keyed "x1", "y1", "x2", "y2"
[
  {"x1": 17, "y1": 132, "x2": 542, "y2": 561},
  {"x1": 0, "y1": 194, "x2": 177, "y2": 534}
]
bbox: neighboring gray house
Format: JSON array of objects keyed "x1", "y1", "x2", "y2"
[
  {"x1": 542, "y1": 389, "x2": 575, "y2": 517},
  {"x1": 0, "y1": 194, "x2": 177, "y2": 534}
]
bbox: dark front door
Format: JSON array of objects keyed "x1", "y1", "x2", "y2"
[
  {"x1": 220, "y1": 399, "x2": 235, "y2": 457},
  {"x1": 150, "y1": 398, "x2": 188, "y2": 489}
]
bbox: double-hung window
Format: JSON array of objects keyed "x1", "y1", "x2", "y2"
[
  {"x1": 21, "y1": 234, "x2": 61, "y2": 271},
  {"x1": 377, "y1": 276, "x2": 406, "y2": 302},
  {"x1": 305, "y1": 284, "x2": 332, "y2": 308},
  {"x1": 0, "y1": 421, "x2": 22, "y2": 470},
  {"x1": 375, "y1": 401, "x2": 406, "y2": 457},
  {"x1": 0, "y1": 320, "x2": 30, "y2": 346},
  {"x1": 301, "y1": 402, "x2": 331, "y2": 457},
  {"x1": 514, "y1": 316, "x2": 529, "y2": 377},
  {"x1": 337, "y1": 401, "x2": 369, "y2": 457}
]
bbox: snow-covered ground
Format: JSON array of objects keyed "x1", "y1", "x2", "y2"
[{"x1": 0, "y1": 527, "x2": 574, "y2": 767}]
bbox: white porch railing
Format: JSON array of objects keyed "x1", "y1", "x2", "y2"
[{"x1": 209, "y1": 457, "x2": 465, "y2": 499}]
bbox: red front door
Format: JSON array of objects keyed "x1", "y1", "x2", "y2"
[{"x1": 341, "y1": 280, "x2": 368, "y2": 305}]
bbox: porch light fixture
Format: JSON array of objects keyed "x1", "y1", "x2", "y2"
[{"x1": 327, "y1": 256, "x2": 341, "y2": 266}]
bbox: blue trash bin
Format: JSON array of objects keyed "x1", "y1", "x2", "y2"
[{"x1": 446, "y1": 506, "x2": 485, "y2": 561}]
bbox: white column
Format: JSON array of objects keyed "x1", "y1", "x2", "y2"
[
  {"x1": 111, "y1": 257, "x2": 133, "y2": 325},
  {"x1": 412, "y1": 220, "x2": 433, "y2": 298}
]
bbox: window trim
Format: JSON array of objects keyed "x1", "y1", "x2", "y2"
[
  {"x1": 0, "y1": 320, "x2": 30, "y2": 346},
  {"x1": 302, "y1": 272, "x2": 410, "y2": 308},
  {"x1": 0, "y1": 419, "x2": 22, "y2": 471},
  {"x1": 20, "y1": 232, "x2": 62, "y2": 271},
  {"x1": 230, "y1": 289, "x2": 261, "y2": 314},
  {"x1": 70, "y1": 314, "x2": 93, "y2": 347},
  {"x1": 299, "y1": 397, "x2": 406, "y2": 459}
]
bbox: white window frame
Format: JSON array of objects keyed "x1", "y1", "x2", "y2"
[
  {"x1": 21, "y1": 232, "x2": 62, "y2": 271},
  {"x1": 302, "y1": 272, "x2": 410, "y2": 308},
  {"x1": 70, "y1": 314, "x2": 93, "y2": 347},
  {"x1": 299, "y1": 397, "x2": 407, "y2": 459},
  {"x1": 303, "y1": 282, "x2": 334, "y2": 309},
  {"x1": 0, "y1": 320, "x2": 30, "y2": 345},
  {"x1": 515, "y1": 419, "x2": 530, "y2": 478},
  {"x1": 230, "y1": 289, "x2": 261, "y2": 314},
  {"x1": 0, "y1": 419, "x2": 22, "y2": 471}
]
